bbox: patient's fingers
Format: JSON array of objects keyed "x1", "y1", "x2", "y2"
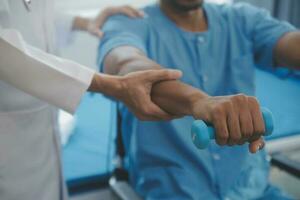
[
  {"x1": 248, "y1": 137, "x2": 265, "y2": 154},
  {"x1": 249, "y1": 100, "x2": 266, "y2": 140},
  {"x1": 227, "y1": 106, "x2": 242, "y2": 146},
  {"x1": 213, "y1": 112, "x2": 229, "y2": 146}
]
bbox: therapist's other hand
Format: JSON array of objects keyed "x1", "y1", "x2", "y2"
[
  {"x1": 89, "y1": 69, "x2": 182, "y2": 121},
  {"x1": 117, "y1": 70, "x2": 182, "y2": 121},
  {"x1": 73, "y1": 6, "x2": 144, "y2": 38},
  {"x1": 191, "y1": 94, "x2": 265, "y2": 153}
]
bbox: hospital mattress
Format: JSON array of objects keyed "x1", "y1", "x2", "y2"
[
  {"x1": 256, "y1": 68, "x2": 300, "y2": 140},
  {"x1": 63, "y1": 94, "x2": 117, "y2": 181}
]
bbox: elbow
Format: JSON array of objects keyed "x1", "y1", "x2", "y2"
[
  {"x1": 102, "y1": 53, "x2": 123, "y2": 75},
  {"x1": 102, "y1": 47, "x2": 140, "y2": 75},
  {"x1": 103, "y1": 62, "x2": 112, "y2": 74}
]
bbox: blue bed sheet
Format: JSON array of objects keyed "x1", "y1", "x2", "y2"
[
  {"x1": 62, "y1": 93, "x2": 116, "y2": 181},
  {"x1": 256, "y1": 69, "x2": 300, "y2": 140}
]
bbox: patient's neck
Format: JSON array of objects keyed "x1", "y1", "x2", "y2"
[
  {"x1": 160, "y1": 2, "x2": 208, "y2": 32},
  {"x1": 160, "y1": 3, "x2": 208, "y2": 32}
]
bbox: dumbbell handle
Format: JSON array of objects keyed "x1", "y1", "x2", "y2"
[{"x1": 191, "y1": 107, "x2": 274, "y2": 149}]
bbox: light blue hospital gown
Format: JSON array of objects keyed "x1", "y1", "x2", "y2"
[{"x1": 98, "y1": 3, "x2": 297, "y2": 200}]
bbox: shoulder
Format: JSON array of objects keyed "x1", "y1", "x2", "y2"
[
  {"x1": 102, "y1": 15, "x2": 147, "y2": 33},
  {"x1": 205, "y1": 2, "x2": 270, "y2": 36},
  {"x1": 102, "y1": 4, "x2": 158, "y2": 33},
  {"x1": 231, "y1": 2, "x2": 269, "y2": 18},
  {"x1": 205, "y1": 2, "x2": 267, "y2": 19}
]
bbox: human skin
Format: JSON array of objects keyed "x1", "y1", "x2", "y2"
[
  {"x1": 88, "y1": 70, "x2": 182, "y2": 121},
  {"x1": 72, "y1": 5, "x2": 145, "y2": 38},
  {"x1": 73, "y1": 5, "x2": 186, "y2": 121}
]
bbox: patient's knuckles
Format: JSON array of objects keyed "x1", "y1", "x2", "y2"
[
  {"x1": 222, "y1": 100, "x2": 233, "y2": 109},
  {"x1": 247, "y1": 96, "x2": 260, "y2": 107},
  {"x1": 232, "y1": 94, "x2": 248, "y2": 104},
  {"x1": 211, "y1": 105, "x2": 225, "y2": 118},
  {"x1": 214, "y1": 98, "x2": 237, "y2": 114}
]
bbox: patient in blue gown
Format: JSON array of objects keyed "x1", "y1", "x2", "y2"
[{"x1": 98, "y1": 1, "x2": 298, "y2": 199}]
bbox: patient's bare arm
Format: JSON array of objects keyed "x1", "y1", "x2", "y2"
[
  {"x1": 104, "y1": 46, "x2": 266, "y2": 153},
  {"x1": 104, "y1": 46, "x2": 207, "y2": 118},
  {"x1": 275, "y1": 32, "x2": 300, "y2": 69}
]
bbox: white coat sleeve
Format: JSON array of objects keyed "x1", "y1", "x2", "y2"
[{"x1": 0, "y1": 29, "x2": 95, "y2": 114}]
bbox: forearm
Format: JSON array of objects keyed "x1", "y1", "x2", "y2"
[
  {"x1": 103, "y1": 47, "x2": 266, "y2": 152},
  {"x1": 275, "y1": 32, "x2": 300, "y2": 70},
  {"x1": 151, "y1": 81, "x2": 209, "y2": 117},
  {"x1": 104, "y1": 46, "x2": 208, "y2": 117}
]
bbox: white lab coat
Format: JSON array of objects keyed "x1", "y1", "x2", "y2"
[{"x1": 0, "y1": 0, "x2": 95, "y2": 200}]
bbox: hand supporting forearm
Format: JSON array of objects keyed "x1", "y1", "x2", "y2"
[
  {"x1": 104, "y1": 46, "x2": 208, "y2": 118},
  {"x1": 103, "y1": 46, "x2": 266, "y2": 153}
]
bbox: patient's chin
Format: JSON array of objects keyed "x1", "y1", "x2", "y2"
[{"x1": 171, "y1": 0, "x2": 203, "y2": 12}]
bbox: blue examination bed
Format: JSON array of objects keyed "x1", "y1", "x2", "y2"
[
  {"x1": 62, "y1": 68, "x2": 300, "y2": 183},
  {"x1": 256, "y1": 69, "x2": 300, "y2": 139},
  {"x1": 62, "y1": 94, "x2": 117, "y2": 181}
]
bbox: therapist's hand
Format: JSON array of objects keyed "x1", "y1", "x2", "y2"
[
  {"x1": 73, "y1": 6, "x2": 144, "y2": 38},
  {"x1": 89, "y1": 69, "x2": 182, "y2": 121},
  {"x1": 191, "y1": 94, "x2": 266, "y2": 153},
  {"x1": 117, "y1": 70, "x2": 183, "y2": 121}
]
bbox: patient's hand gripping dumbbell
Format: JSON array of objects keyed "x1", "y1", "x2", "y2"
[{"x1": 191, "y1": 107, "x2": 274, "y2": 149}]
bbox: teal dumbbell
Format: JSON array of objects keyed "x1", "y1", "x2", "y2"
[{"x1": 191, "y1": 107, "x2": 274, "y2": 149}]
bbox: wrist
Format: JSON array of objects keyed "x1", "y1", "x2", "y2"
[
  {"x1": 188, "y1": 92, "x2": 210, "y2": 118},
  {"x1": 88, "y1": 73, "x2": 123, "y2": 98}
]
